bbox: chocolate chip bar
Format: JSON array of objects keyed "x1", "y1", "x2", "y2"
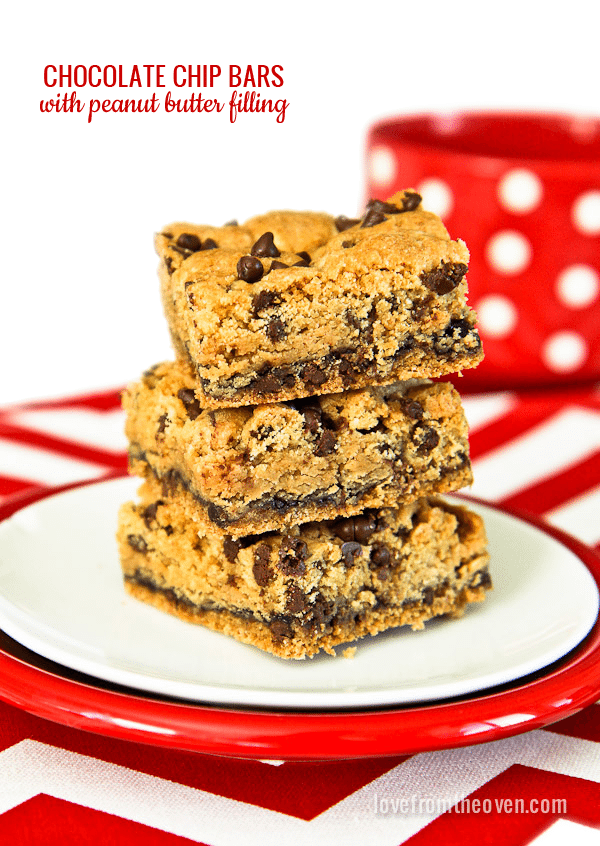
[
  {"x1": 118, "y1": 479, "x2": 491, "y2": 659},
  {"x1": 156, "y1": 191, "x2": 483, "y2": 408},
  {"x1": 124, "y1": 361, "x2": 473, "y2": 537}
]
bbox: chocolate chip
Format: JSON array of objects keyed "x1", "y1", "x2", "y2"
[
  {"x1": 297, "y1": 251, "x2": 311, "y2": 263},
  {"x1": 420, "y1": 261, "x2": 468, "y2": 295},
  {"x1": 177, "y1": 388, "x2": 201, "y2": 420},
  {"x1": 269, "y1": 618, "x2": 293, "y2": 642},
  {"x1": 252, "y1": 290, "x2": 282, "y2": 316},
  {"x1": 286, "y1": 584, "x2": 307, "y2": 614},
  {"x1": 341, "y1": 240, "x2": 353, "y2": 249},
  {"x1": 224, "y1": 219, "x2": 238, "y2": 226},
  {"x1": 413, "y1": 424, "x2": 440, "y2": 455},
  {"x1": 160, "y1": 231, "x2": 173, "y2": 239},
  {"x1": 253, "y1": 544, "x2": 274, "y2": 586},
  {"x1": 335, "y1": 215, "x2": 360, "y2": 232},
  {"x1": 298, "y1": 404, "x2": 322, "y2": 434},
  {"x1": 184, "y1": 281, "x2": 196, "y2": 306},
  {"x1": 293, "y1": 258, "x2": 310, "y2": 267},
  {"x1": 423, "y1": 586, "x2": 435, "y2": 606},
  {"x1": 400, "y1": 191, "x2": 422, "y2": 211},
  {"x1": 163, "y1": 524, "x2": 174, "y2": 536},
  {"x1": 365, "y1": 199, "x2": 400, "y2": 215},
  {"x1": 341, "y1": 541, "x2": 362, "y2": 565},
  {"x1": 331, "y1": 517, "x2": 356, "y2": 542},
  {"x1": 201, "y1": 238, "x2": 218, "y2": 250},
  {"x1": 269, "y1": 260, "x2": 289, "y2": 270},
  {"x1": 361, "y1": 208, "x2": 387, "y2": 228},
  {"x1": 266, "y1": 317, "x2": 286, "y2": 341},
  {"x1": 354, "y1": 514, "x2": 377, "y2": 543},
  {"x1": 472, "y1": 569, "x2": 492, "y2": 589},
  {"x1": 164, "y1": 256, "x2": 174, "y2": 274},
  {"x1": 410, "y1": 294, "x2": 434, "y2": 320},
  {"x1": 237, "y1": 255, "x2": 264, "y2": 283},
  {"x1": 127, "y1": 534, "x2": 148, "y2": 554},
  {"x1": 277, "y1": 537, "x2": 308, "y2": 577},
  {"x1": 176, "y1": 233, "x2": 201, "y2": 252},
  {"x1": 255, "y1": 371, "x2": 283, "y2": 393},
  {"x1": 314, "y1": 429, "x2": 336, "y2": 456},
  {"x1": 401, "y1": 398, "x2": 424, "y2": 420},
  {"x1": 251, "y1": 231, "x2": 281, "y2": 258},
  {"x1": 156, "y1": 413, "x2": 169, "y2": 434},
  {"x1": 302, "y1": 363, "x2": 327, "y2": 385},
  {"x1": 370, "y1": 544, "x2": 390, "y2": 567},
  {"x1": 142, "y1": 501, "x2": 163, "y2": 529},
  {"x1": 444, "y1": 318, "x2": 472, "y2": 338},
  {"x1": 223, "y1": 536, "x2": 241, "y2": 562}
]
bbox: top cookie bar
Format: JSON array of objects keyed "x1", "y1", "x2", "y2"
[{"x1": 156, "y1": 191, "x2": 483, "y2": 408}]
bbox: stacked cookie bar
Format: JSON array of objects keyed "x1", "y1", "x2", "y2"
[{"x1": 117, "y1": 191, "x2": 491, "y2": 659}]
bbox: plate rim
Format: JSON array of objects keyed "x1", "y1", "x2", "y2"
[{"x1": 1, "y1": 475, "x2": 600, "y2": 761}]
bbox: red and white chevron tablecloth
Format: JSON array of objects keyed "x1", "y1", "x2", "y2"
[{"x1": 0, "y1": 383, "x2": 599, "y2": 846}]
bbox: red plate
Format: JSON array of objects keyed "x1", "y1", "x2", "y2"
[{"x1": 0, "y1": 480, "x2": 599, "y2": 761}]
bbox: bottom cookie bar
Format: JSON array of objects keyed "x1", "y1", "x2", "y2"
[{"x1": 117, "y1": 480, "x2": 491, "y2": 659}]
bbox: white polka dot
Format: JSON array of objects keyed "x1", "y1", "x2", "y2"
[
  {"x1": 368, "y1": 146, "x2": 397, "y2": 188},
  {"x1": 542, "y1": 331, "x2": 588, "y2": 373},
  {"x1": 416, "y1": 178, "x2": 454, "y2": 218},
  {"x1": 486, "y1": 230, "x2": 532, "y2": 274},
  {"x1": 498, "y1": 168, "x2": 543, "y2": 214},
  {"x1": 556, "y1": 264, "x2": 600, "y2": 308},
  {"x1": 572, "y1": 191, "x2": 600, "y2": 235},
  {"x1": 476, "y1": 294, "x2": 518, "y2": 338}
]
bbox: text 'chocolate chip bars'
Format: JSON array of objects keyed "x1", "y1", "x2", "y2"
[{"x1": 118, "y1": 190, "x2": 490, "y2": 658}]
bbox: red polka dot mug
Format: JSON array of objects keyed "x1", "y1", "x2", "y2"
[{"x1": 365, "y1": 112, "x2": 600, "y2": 390}]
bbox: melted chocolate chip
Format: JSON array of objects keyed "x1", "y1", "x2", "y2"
[
  {"x1": 420, "y1": 261, "x2": 468, "y2": 295},
  {"x1": 413, "y1": 424, "x2": 440, "y2": 455},
  {"x1": 224, "y1": 219, "x2": 239, "y2": 226},
  {"x1": 298, "y1": 404, "x2": 322, "y2": 434},
  {"x1": 177, "y1": 388, "x2": 201, "y2": 420},
  {"x1": 302, "y1": 363, "x2": 327, "y2": 386},
  {"x1": 286, "y1": 583, "x2": 307, "y2": 614},
  {"x1": 341, "y1": 541, "x2": 362, "y2": 564},
  {"x1": 223, "y1": 536, "x2": 241, "y2": 562},
  {"x1": 472, "y1": 569, "x2": 492, "y2": 589},
  {"x1": 314, "y1": 429, "x2": 336, "y2": 456},
  {"x1": 201, "y1": 238, "x2": 218, "y2": 250},
  {"x1": 253, "y1": 544, "x2": 274, "y2": 586},
  {"x1": 423, "y1": 586, "x2": 435, "y2": 606},
  {"x1": 444, "y1": 318, "x2": 472, "y2": 338},
  {"x1": 401, "y1": 398, "x2": 424, "y2": 420},
  {"x1": 277, "y1": 537, "x2": 308, "y2": 577},
  {"x1": 176, "y1": 233, "x2": 201, "y2": 252},
  {"x1": 156, "y1": 413, "x2": 169, "y2": 434},
  {"x1": 252, "y1": 289, "x2": 282, "y2": 316},
  {"x1": 251, "y1": 231, "x2": 281, "y2": 258},
  {"x1": 164, "y1": 256, "x2": 174, "y2": 274},
  {"x1": 335, "y1": 215, "x2": 360, "y2": 232},
  {"x1": 127, "y1": 534, "x2": 148, "y2": 554},
  {"x1": 142, "y1": 501, "x2": 163, "y2": 529},
  {"x1": 341, "y1": 240, "x2": 353, "y2": 249},
  {"x1": 266, "y1": 317, "x2": 286, "y2": 341},
  {"x1": 237, "y1": 255, "x2": 264, "y2": 283},
  {"x1": 255, "y1": 371, "x2": 283, "y2": 393},
  {"x1": 270, "y1": 618, "x2": 293, "y2": 642}
]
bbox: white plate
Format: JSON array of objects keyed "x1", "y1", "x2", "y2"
[{"x1": 0, "y1": 477, "x2": 597, "y2": 709}]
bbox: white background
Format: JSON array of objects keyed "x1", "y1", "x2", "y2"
[{"x1": 2, "y1": 0, "x2": 599, "y2": 405}]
